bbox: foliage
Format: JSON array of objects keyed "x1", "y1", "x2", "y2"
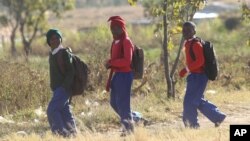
[
  {"x1": 240, "y1": 0, "x2": 250, "y2": 46},
  {"x1": 138, "y1": 0, "x2": 208, "y2": 44},
  {"x1": 241, "y1": 0, "x2": 250, "y2": 22},
  {"x1": 0, "y1": 15, "x2": 8, "y2": 26},
  {"x1": 0, "y1": 0, "x2": 75, "y2": 57},
  {"x1": 128, "y1": 0, "x2": 138, "y2": 6}
]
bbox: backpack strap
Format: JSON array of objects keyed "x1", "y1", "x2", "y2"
[
  {"x1": 55, "y1": 47, "x2": 73, "y2": 74},
  {"x1": 120, "y1": 38, "x2": 126, "y2": 57},
  {"x1": 69, "y1": 96, "x2": 72, "y2": 104},
  {"x1": 120, "y1": 37, "x2": 135, "y2": 64},
  {"x1": 189, "y1": 40, "x2": 196, "y2": 61},
  {"x1": 56, "y1": 49, "x2": 67, "y2": 75},
  {"x1": 189, "y1": 37, "x2": 201, "y2": 61}
]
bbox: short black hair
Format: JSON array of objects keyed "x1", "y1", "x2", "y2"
[{"x1": 183, "y1": 21, "x2": 196, "y2": 30}]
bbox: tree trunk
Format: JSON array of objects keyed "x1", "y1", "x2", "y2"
[
  {"x1": 168, "y1": 2, "x2": 197, "y2": 98},
  {"x1": 1, "y1": 36, "x2": 6, "y2": 49},
  {"x1": 170, "y1": 37, "x2": 185, "y2": 98},
  {"x1": 19, "y1": 18, "x2": 31, "y2": 60},
  {"x1": 162, "y1": 0, "x2": 173, "y2": 98},
  {"x1": 10, "y1": 24, "x2": 18, "y2": 57},
  {"x1": 19, "y1": 11, "x2": 41, "y2": 60},
  {"x1": 24, "y1": 41, "x2": 31, "y2": 61}
]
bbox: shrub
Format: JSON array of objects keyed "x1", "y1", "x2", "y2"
[{"x1": 0, "y1": 60, "x2": 50, "y2": 115}]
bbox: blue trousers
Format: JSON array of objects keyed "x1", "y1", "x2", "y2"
[
  {"x1": 183, "y1": 73, "x2": 226, "y2": 128},
  {"x1": 110, "y1": 72, "x2": 133, "y2": 129},
  {"x1": 47, "y1": 87, "x2": 76, "y2": 136}
]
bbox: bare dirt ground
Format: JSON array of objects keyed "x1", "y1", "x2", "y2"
[
  {"x1": 214, "y1": 103, "x2": 250, "y2": 126},
  {"x1": 98, "y1": 102, "x2": 250, "y2": 136}
]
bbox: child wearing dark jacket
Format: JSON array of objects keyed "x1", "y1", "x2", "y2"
[{"x1": 46, "y1": 29, "x2": 77, "y2": 137}]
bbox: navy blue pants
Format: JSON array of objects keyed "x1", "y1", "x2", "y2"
[
  {"x1": 183, "y1": 73, "x2": 226, "y2": 128},
  {"x1": 47, "y1": 87, "x2": 76, "y2": 136},
  {"x1": 110, "y1": 72, "x2": 133, "y2": 129}
]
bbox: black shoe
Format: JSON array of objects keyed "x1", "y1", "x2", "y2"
[
  {"x1": 120, "y1": 120, "x2": 134, "y2": 137},
  {"x1": 122, "y1": 120, "x2": 134, "y2": 131},
  {"x1": 215, "y1": 114, "x2": 226, "y2": 127}
]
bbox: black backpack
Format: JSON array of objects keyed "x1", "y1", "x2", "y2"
[
  {"x1": 120, "y1": 39, "x2": 144, "y2": 79},
  {"x1": 56, "y1": 48, "x2": 89, "y2": 96},
  {"x1": 131, "y1": 45, "x2": 144, "y2": 79},
  {"x1": 190, "y1": 37, "x2": 218, "y2": 81}
]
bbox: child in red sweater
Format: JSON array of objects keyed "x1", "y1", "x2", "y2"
[
  {"x1": 179, "y1": 21, "x2": 226, "y2": 128},
  {"x1": 105, "y1": 16, "x2": 134, "y2": 135}
]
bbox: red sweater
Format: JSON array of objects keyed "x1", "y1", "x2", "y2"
[
  {"x1": 109, "y1": 37, "x2": 134, "y2": 72},
  {"x1": 184, "y1": 39, "x2": 205, "y2": 73}
]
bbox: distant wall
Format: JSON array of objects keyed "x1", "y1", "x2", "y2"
[{"x1": 75, "y1": 0, "x2": 127, "y2": 8}]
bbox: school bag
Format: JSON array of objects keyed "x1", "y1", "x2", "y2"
[
  {"x1": 190, "y1": 37, "x2": 218, "y2": 81},
  {"x1": 131, "y1": 45, "x2": 144, "y2": 79},
  {"x1": 120, "y1": 39, "x2": 144, "y2": 79},
  {"x1": 56, "y1": 48, "x2": 89, "y2": 97}
]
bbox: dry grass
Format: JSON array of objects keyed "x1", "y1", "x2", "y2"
[
  {"x1": 1, "y1": 127, "x2": 229, "y2": 141},
  {"x1": 1, "y1": 89, "x2": 250, "y2": 141},
  {"x1": 0, "y1": 60, "x2": 50, "y2": 115}
]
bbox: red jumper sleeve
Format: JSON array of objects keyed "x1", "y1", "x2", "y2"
[{"x1": 109, "y1": 39, "x2": 133, "y2": 68}]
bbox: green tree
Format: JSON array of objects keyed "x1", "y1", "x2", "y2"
[
  {"x1": 241, "y1": 0, "x2": 250, "y2": 22},
  {"x1": 0, "y1": 0, "x2": 74, "y2": 58},
  {"x1": 128, "y1": 0, "x2": 206, "y2": 98},
  {"x1": 0, "y1": 0, "x2": 22, "y2": 57},
  {"x1": 241, "y1": 0, "x2": 250, "y2": 46}
]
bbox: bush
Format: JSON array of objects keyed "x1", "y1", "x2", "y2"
[{"x1": 0, "y1": 60, "x2": 50, "y2": 115}]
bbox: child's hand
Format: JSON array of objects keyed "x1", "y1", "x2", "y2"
[
  {"x1": 179, "y1": 68, "x2": 188, "y2": 78},
  {"x1": 104, "y1": 60, "x2": 111, "y2": 69}
]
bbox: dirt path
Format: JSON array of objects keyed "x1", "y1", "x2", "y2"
[
  {"x1": 216, "y1": 103, "x2": 250, "y2": 126},
  {"x1": 96, "y1": 102, "x2": 250, "y2": 138},
  {"x1": 143, "y1": 103, "x2": 250, "y2": 132}
]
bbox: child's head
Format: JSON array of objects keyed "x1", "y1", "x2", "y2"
[
  {"x1": 182, "y1": 21, "x2": 196, "y2": 40},
  {"x1": 46, "y1": 29, "x2": 62, "y2": 48},
  {"x1": 108, "y1": 16, "x2": 126, "y2": 39}
]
